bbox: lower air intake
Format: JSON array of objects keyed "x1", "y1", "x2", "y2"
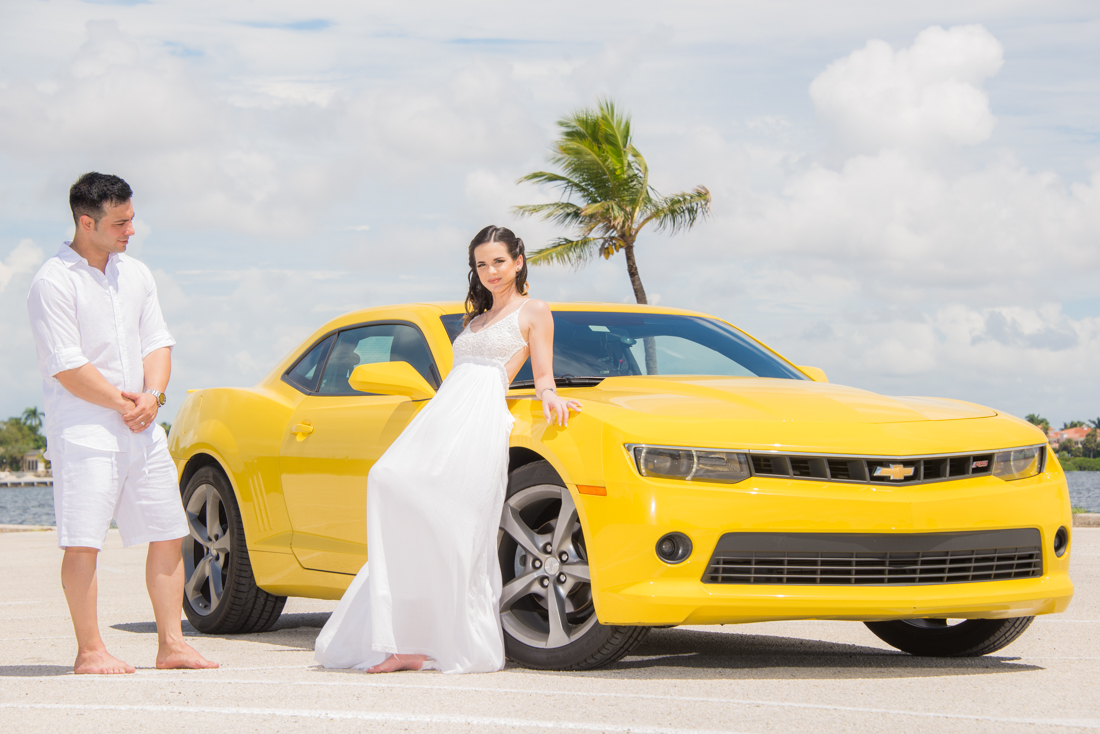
[{"x1": 703, "y1": 529, "x2": 1042, "y2": 586}]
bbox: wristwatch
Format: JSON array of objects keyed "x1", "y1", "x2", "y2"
[{"x1": 146, "y1": 389, "x2": 166, "y2": 407}]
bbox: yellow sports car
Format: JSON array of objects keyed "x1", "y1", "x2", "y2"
[{"x1": 169, "y1": 302, "x2": 1073, "y2": 669}]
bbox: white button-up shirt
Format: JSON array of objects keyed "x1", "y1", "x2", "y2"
[{"x1": 27, "y1": 243, "x2": 176, "y2": 451}]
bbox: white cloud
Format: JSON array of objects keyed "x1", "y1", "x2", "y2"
[
  {"x1": 0, "y1": 240, "x2": 46, "y2": 415},
  {"x1": 810, "y1": 25, "x2": 1003, "y2": 154},
  {"x1": 0, "y1": 240, "x2": 43, "y2": 293}
]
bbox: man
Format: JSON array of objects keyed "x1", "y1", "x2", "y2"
[{"x1": 27, "y1": 172, "x2": 216, "y2": 674}]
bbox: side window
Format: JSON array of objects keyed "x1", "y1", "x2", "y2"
[
  {"x1": 439, "y1": 314, "x2": 464, "y2": 343},
  {"x1": 317, "y1": 323, "x2": 437, "y2": 395},
  {"x1": 284, "y1": 335, "x2": 335, "y2": 393}
]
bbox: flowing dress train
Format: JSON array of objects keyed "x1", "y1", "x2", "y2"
[{"x1": 314, "y1": 302, "x2": 529, "y2": 674}]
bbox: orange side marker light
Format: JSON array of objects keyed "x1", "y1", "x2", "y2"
[{"x1": 576, "y1": 485, "x2": 606, "y2": 496}]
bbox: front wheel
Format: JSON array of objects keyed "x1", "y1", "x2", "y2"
[
  {"x1": 181, "y1": 465, "x2": 286, "y2": 634},
  {"x1": 497, "y1": 461, "x2": 648, "y2": 670},
  {"x1": 864, "y1": 617, "x2": 1034, "y2": 657}
]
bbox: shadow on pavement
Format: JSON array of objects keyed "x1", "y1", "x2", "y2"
[
  {"x1": 557, "y1": 628, "x2": 1041, "y2": 680},
  {"x1": 0, "y1": 665, "x2": 72, "y2": 677},
  {"x1": 110, "y1": 612, "x2": 331, "y2": 652},
  {"x1": 105, "y1": 618, "x2": 1042, "y2": 679}
]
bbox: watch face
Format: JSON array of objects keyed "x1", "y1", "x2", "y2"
[{"x1": 157, "y1": 392, "x2": 166, "y2": 406}]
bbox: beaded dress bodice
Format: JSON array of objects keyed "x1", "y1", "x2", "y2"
[{"x1": 451, "y1": 302, "x2": 529, "y2": 388}]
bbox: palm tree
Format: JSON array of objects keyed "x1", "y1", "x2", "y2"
[
  {"x1": 1088, "y1": 417, "x2": 1100, "y2": 431},
  {"x1": 1063, "y1": 420, "x2": 1085, "y2": 430},
  {"x1": 21, "y1": 407, "x2": 43, "y2": 433},
  {"x1": 514, "y1": 99, "x2": 711, "y2": 373},
  {"x1": 1025, "y1": 414, "x2": 1050, "y2": 433}
]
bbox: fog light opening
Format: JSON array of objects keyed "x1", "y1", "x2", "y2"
[
  {"x1": 1053, "y1": 526, "x2": 1069, "y2": 558},
  {"x1": 656, "y1": 532, "x2": 693, "y2": 564}
]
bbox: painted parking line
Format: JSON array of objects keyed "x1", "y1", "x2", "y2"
[
  {"x1": 45, "y1": 676, "x2": 1100, "y2": 729},
  {"x1": 0, "y1": 704, "x2": 746, "y2": 734}
]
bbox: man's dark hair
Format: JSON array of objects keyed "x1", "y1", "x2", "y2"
[{"x1": 69, "y1": 172, "x2": 132, "y2": 225}]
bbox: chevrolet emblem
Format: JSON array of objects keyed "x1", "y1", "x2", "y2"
[{"x1": 874, "y1": 464, "x2": 916, "y2": 481}]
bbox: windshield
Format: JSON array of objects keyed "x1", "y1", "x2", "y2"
[{"x1": 439, "y1": 311, "x2": 806, "y2": 385}]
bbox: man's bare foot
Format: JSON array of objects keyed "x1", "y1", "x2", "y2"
[
  {"x1": 156, "y1": 642, "x2": 218, "y2": 670},
  {"x1": 74, "y1": 649, "x2": 135, "y2": 675},
  {"x1": 366, "y1": 654, "x2": 428, "y2": 673}
]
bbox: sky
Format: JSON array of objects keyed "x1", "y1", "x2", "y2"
[{"x1": 1, "y1": 0, "x2": 1097, "y2": 430}]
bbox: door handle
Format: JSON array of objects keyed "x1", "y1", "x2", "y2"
[{"x1": 291, "y1": 423, "x2": 314, "y2": 436}]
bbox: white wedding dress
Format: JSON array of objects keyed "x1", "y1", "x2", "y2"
[{"x1": 314, "y1": 301, "x2": 529, "y2": 674}]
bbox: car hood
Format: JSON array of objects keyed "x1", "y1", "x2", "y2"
[
  {"x1": 581, "y1": 376, "x2": 996, "y2": 424},
  {"x1": 524, "y1": 376, "x2": 1041, "y2": 456}
]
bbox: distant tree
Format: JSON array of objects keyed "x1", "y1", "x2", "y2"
[
  {"x1": 159, "y1": 422, "x2": 172, "y2": 435},
  {"x1": 21, "y1": 407, "x2": 43, "y2": 433},
  {"x1": 1088, "y1": 417, "x2": 1100, "y2": 431},
  {"x1": 514, "y1": 99, "x2": 711, "y2": 374},
  {"x1": 1083, "y1": 430, "x2": 1099, "y2": 460},
  {"x1": 1063, "y1": 420, "x2": 1086, "y2": 430},
  {"x1": 1025, "y1": 414, "x2": 1050, "y2": 433},
  {"x1": 0, "y1": 417, "x2": 46, "y2": 471}
]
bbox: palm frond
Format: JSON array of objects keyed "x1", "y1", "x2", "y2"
[
  {"x1": 641, "y1": 186, "x2": 712, "y2": 235},
  {"x1": 526, "y1": 236, "x2": 602, "y2": 268},
  {"x1": 512, "y1": 201, "x2": 586, "y2": 229},
  {"x1": 517, "y1": 170, "x2": 601, "y2": 205}
]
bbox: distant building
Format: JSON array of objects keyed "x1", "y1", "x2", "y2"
[
  {"x1": 1049, "y1": 427, "x2": 1092, "y2": 449},
  {"x1": 21, "y1": 451, "x2": 48, "y2": 475}
]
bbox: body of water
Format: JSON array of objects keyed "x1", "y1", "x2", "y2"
[
  {"x1": 1067, "y1": 471, "x2": 1100, "y2": 512},
  {"x1": 0, "y1": 485, "x2": 56, "y2": 526},
  {"x1": 3, "y1": 473, "x2": 1099, "y2": 527}
]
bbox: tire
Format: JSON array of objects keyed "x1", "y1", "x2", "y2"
[
  {"x1": 181, "y1": 465, "x2": 286, "y2": 634},
  {"x1": 864, "y1": 616, "x2": 1034, "y2": 657},
  {"x1": 497, "y1": 461, "x2": 648, "y2": 670}
]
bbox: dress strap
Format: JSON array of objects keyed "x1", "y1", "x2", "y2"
[{"x1": 513, "y1": 298, "x2": 530, "y2": 344}]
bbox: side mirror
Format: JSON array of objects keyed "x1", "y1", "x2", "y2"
[
  {"x1": 348, "y1": 362, "x2": 436, "y2": 401},
  {"x1": 797, "y1": 365, "x2": 829, "y2": 383}
]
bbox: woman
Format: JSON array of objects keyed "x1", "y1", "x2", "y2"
[{"x1": 314, "y1": 225, "x2": 581, "y2": 674}]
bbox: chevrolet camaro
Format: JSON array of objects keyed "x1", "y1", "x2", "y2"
[{"x1": 169, "y1": 302, "x2": 1073, "y2": 669}]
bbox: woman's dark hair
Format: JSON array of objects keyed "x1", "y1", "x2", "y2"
[
  {"x1": 69, "y1": 172, "x2": 132, "y2": 225},
  {"x1": 463, "y1": 225, "x2": 528, "y2": 326}
]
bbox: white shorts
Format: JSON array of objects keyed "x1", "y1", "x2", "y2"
[{"x1": 51, "y1": 427, "x2": 188, "y2": 549}]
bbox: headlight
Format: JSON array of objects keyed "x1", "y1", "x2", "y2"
[
  {"x1": 992, "y1": 446, "x2": 1044, "y2": 481},
  {"x1": 630, "y1": 445, "x2": 751, "y2": 484}
]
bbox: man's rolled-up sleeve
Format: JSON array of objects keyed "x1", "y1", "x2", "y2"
[
  {"x1": 138, "y1": 272, "x2": 176, "y2": 359},
  {"x1": 27, "y1": 278, "x2": 88, "y2": 377}
]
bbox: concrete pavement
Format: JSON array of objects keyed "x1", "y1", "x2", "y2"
[{"x1": 2, "y1": 528, "x2": 1098, "y2": 733}]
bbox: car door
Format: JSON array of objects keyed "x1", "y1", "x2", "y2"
[{"x1": 279, "y1": 321, "x2": 439, "y2": 575}]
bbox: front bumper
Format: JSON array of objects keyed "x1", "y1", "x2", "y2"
[{"x1": 581, "y1": 462, "x2": 1074, "y2": 626}]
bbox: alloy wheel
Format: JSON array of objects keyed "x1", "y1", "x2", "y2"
[
  {"x1": 183, "y1": 481, "x2": 232, "y2": 616},
  {"x1": 498, "y1": 483, "x2": 598, "y2": 648}
]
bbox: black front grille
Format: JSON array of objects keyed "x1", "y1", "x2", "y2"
[
  {"x1": 703, "y1": 530, "x2": 1042, "y2": 586},
  {"x1": 748, "y1": 450, "x2": 1003, "y2": 485}
]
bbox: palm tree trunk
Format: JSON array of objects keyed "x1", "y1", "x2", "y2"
[
  {"x1": 623, "y1": 242, "x2": 647, "y2": 304},
  {"x1": 623, "y1": 242, "x2": 658, "y2": 375}
]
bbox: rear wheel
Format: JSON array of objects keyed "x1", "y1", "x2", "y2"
[
  {"x1": 864, "y1": 617, "x2": 1034, "y2": 657},
  {"x1": 181, "y1": 465, "x2": 286, "y2": 634},
  {"x1": 497, "y1": 461, "x2": 648, "y2": 670}
]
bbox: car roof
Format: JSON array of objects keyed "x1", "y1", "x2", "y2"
[{"x1": 260, "y1": 300, "x2": 795, "y2": 388}]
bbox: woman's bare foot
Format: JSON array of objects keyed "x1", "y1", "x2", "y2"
[
  {"x1": 366, "y1": 653, "x2": 428, "y2": 673},
  {"x1": 74, "y1": 649, "x2": 135, "y2": 675},
  {"x1": 156, "y1": 642, "x2": 218, "y2": 670}
]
